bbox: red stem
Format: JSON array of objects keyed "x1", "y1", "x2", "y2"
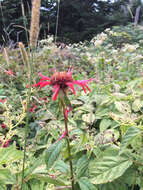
[{"x1": 63, "y1": 106, "x2": 75, "y2": 190}]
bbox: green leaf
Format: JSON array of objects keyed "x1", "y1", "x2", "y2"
[
  {"x1": 0, "y1": 146, "x2": 23, "y2": 165},
  {"x1": 76, "y1": 155, "x2": 89, "y2": 179},
  {"x1": 28, "y1": 179, "x2": 45, "y2": 190},
  {"x1": 45, "y1": 140, "x2": 65, "y2": 169},
  {"x1": 132, "y1": 99, "x2": 143, "y2": 112},
  {"x1": 54, "y1": 160, "x2": 70, "y2": 174},
  {"x1": 119, "y1": 167, "x2": 136, "y2": 186},
  {"x1": 22, "y1": 183, "x2": 29, "y2": 190},
  {"x1": 0, "y1": 169, "x2": 16, "y2": 184},
  {"x1": 114, "y1": 101, "x2": 131, "y2": 113},
  {"x1": 99, "y1": 119, "x2": 112, "y2": 132},
  {"x1": 0, "y1": 184, "x2": 6, "y2": 190},
  {"x1": 24, "y1": 157, "x2": 44, "y2": 177},
  {"x1": 27, "y1": 174, "x2": 66, "y2": 186},
  {"x1": 120, "y1": 126, "x2": 142, "y2": 151},
  {"x1": 98, "y1": 178, "x2": 127, "y2": 190},
  {"x1": 78, "y1": 177, "x2": 97, "y2": 190},
  {"x1": 82, "y1": 113, "x2": 95, "y2": 123},
  {"x1": 90, "y1": 154, "x2": 132, "y2": 184}
]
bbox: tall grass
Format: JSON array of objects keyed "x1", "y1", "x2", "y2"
[{"x1": 20, "y1": 0, "x2": 41, "y2": 189}]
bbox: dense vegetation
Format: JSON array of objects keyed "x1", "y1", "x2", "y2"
[
  {"x1": 0, "y1": 0, "x2": 143, "y2": 45},
  {"x1": 0, "y1": 23, "x2": 143, "y2": 189}
]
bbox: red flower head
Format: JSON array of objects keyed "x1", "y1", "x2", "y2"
[{"x1": 35, "y1": 69, "x2": 93, "y2": 101}]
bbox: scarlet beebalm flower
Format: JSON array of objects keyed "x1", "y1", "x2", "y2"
[{"x1": 35, "y1": 70, "x2": 93, "y2": 101}]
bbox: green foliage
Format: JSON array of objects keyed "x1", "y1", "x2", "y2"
[
  {"x1": 1, "y1": 24, "x2": 143, "y2": 189},
  {"x1": 104, "y1": 24, "x2": 143, "y2": 48},
  {"x1": 120, "y1": 126, "x2": 142, "y2": 151},
  {"x1": 0, "y1": 146, "x2": 23, "y2": 165},
  {"x1": 90, "y1": 153, "x2": 133, "y2": 184},
  {"x1": 45, "y1": 140, "x2": 65, "y2": 169},
  {"x1": 78, "y1": 177, "x2": 97, "y2": 190}
]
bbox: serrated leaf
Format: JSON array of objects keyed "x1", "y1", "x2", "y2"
[
  {"x1": 90, "y1": 154, "x2": 132, "y2": 184},
  {"x1": 76, "y1": 155, "x2": 89, "y2": 179},
  {"x1": 54, "y1": 160, "x2": 70, "y2": 174},
  {"x1": 120, "y1": 126, "x2": 141, "y2": 151},
  {"x1": 45, "y1": 140, "x2": 65, "y2": 169},
  {"x1": 0, "y1": 146, "x2": 23, "y2": 165},
  {"x1": 27, "y1": 174, "x2": 66, "y2": 186},
  {"x1": 24, "y1": 157, "x2": 44, "y2": 177},
  {"x1": 78, "y1": 177, "x2": 97, "y2": 190}
]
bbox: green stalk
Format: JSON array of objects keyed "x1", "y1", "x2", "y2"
[
  {"x1": 21, "y1": 51, "x2": 33, "y2": 189},
  {"x1": 21, "y1": 76, "x2": 31, "y2": 189},
  {"x1": 20, "y1": 1, "x2": 33, "y2": 189},
  {"x1": 62, "y1": 106, "x2": 75, "y2": 190}
]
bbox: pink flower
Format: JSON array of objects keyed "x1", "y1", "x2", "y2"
[
  {"x1": 49, "y1": 174, "x2": 56, "y2": 179},
  {"x1": 34, "y1": 70, "x2": 93, "y2": 101},
  {"x1": 5, "y1": 69, "x2": 14, "y2": 76},
  {"x1": 0, "y1": 140, "x2": 11, "y2": 148},
  {"x1": 0, "y1": 98, "x2": 7, "y2": 103},
  {"x1": 1, "y1": 123, "x2": 7, "y2": 129},
  {"x1": 29, "y1": 104, "x2": 37, "y2": 112},
  {"x1": 3, "y1": 140, "x2": 11, "y2": 148}
]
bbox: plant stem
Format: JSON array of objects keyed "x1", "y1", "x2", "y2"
[
  {"x1": 63, "y1": 106, "x2": 75, "y2": 190},
  {"x1": 21, "y1": 52, "x2": 33, "y2": 190}
]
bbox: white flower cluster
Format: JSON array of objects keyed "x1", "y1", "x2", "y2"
[
  {"x1": 91, "y1": 32, "x2": 107, "y2": 47},
  {"x1": 121, "y1": 44, "x2": 139, "y2": 53},
  {"x1": 40, "y1": 35, "x2": 54, "y2": 47}
]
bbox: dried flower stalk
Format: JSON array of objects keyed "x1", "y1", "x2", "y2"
[
  {"x1": 30, "y1": 0, "x2": 41, "y2": 48},
  {"x1": 18, "y1": 42, "x2": 30, "y2": 78},
  {"x1": 3, "y1": 48, "x2": 10, "y2": 66}
]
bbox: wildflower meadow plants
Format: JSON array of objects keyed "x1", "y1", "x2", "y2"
[
  {"x1": 2, "y1": 9, "x2": 143, "y2": 188},
  {"x1": 35, "y1": 69, "x2": 94, "y2": 190}
]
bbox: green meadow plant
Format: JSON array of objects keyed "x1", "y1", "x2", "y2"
[{"x1": 34, "y1": 70, "x2": 94, "y2": 190}]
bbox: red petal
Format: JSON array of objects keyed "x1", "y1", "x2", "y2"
[
  {"x1": 74, "y1": 81, "x2": 87, "y2": 93},
  {"x1": 35, "y1": 81, "x2": 51, "y2": 88},
  {"x1": 38, "y1": 73, "x2": 50, "y2": 80},
  {"x1": 66, "y1": 82, "x2": 76, "y2": 95},
  {"x1": 83, "y1": 83, "x2": 91, "y2": 92},
  {"x1": 40, "y1": 81, "x2": 51, "y2": 88},
  {"x1": 52, "y1": 85, "x2": 60, "y2": 101}
]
